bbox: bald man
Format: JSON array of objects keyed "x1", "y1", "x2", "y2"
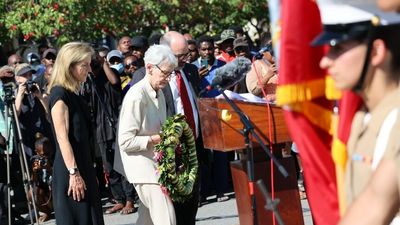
[
  {"x1": 7, "y1": 54, "x2": 22, "y2": 68},
  {"x1": 160, "y1": 31, "x2": 202, "y2": 225}
]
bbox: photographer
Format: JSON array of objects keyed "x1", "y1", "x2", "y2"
[
  {"x1": 30, "y1": 133, "x2": 53, "y2": 222},
  {"x1": 14, "y1": 63, "x2": 52, "y2": 158},
  {"x1": 0, "y1": 65, "x2": 14, "y2": 224},
  {"x1": 245, "y1": 43, "x2": 278, "y2": 101},
  {"x1": 0, "y1": 66, "x2": 28, "y2": 224},
  {"x1": 0, "y1": 65, "x2": 15, "y2": 150}
]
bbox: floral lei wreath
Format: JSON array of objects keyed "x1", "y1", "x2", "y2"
[{"x1": 154, "y1": 114, "x2": 198, "y2": 203}]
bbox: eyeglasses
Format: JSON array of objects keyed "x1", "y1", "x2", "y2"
[
  {"x1": 174, "y1": 52, "x2": 190, "y2": 59},
  {"x1": 155, "y1": 65, "x2": 173, "y2": 80},
  {"x1": 12, "y1": 61, "x2": 22, "y2": 65}
]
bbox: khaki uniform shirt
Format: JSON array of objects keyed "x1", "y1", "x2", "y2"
[{"x1": 346, "y1": 88, "x2": 400, "y2": 210}]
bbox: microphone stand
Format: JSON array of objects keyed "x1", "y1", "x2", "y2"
[
  {"x1": 216, "y1": 85, "x2": 288, "y2": 225},
  {"x1": 256, "y1": 179, "x2": 285, "y2": 225}
]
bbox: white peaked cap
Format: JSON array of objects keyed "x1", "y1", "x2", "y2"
[{"x1": 317, "y1": 0, "x2": 400, "y2": 25}]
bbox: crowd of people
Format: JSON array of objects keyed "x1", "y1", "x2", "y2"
[{"x1": 0, "y1": 27, "x2": 279, "y2": 225}]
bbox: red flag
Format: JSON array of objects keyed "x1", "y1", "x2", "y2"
[
  {"x1": 332, "y1": 91, "x2": 363, "y2": 215},
  {"x1": 336, "y1": 92, "x2": 363, "y2": 152},
  {"x1": 277, "y1": 0, "x2": 339, "y2": 224}
]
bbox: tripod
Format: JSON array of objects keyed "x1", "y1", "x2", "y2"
[{"x1": 3, "y1": 83, "x2": 39, "y2": 225}]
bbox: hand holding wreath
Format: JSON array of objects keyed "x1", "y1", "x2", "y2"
[{"x1": 154, "y1": 114, "x2": 198, "y2": 203}]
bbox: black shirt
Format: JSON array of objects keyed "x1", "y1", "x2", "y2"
[{"x1": 93, "y1": 69, "x2": 122, "y2": 143}]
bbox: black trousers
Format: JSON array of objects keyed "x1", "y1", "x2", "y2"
[
  {"x1": 0, "y1": 183, "x2": 6, "y2": 222},
  {"x1": 173, "y1": 175, "x2": 200, "y2": 225},
  {"x1": 99, "y1": 141, "x2": 135, "y2": 203},
  {"x1": 212, "y1": 151, "x2": 229, "y2": 196}
]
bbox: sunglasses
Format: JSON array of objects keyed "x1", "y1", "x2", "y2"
[
  {"x1": 129, "y1": 46, "x2": 145, "y2": 52},
  {"x1": 125, "y1": 61, "x2": 139, "y2": 69},
  {"x1": 45, "y1": 54, "x2": 56, "y2": 61}
]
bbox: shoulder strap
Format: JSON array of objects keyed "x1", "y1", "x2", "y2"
[{"x1": 371, "y1": 108, "x2": 400, "y2": 170}]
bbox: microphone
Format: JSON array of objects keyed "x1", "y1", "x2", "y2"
[
  {"x1": 253, "y1": 44, "x2": 273, "y2": 60},
  {"x1": 199, "y1": 57, "x2": 252, "y2": 96}
]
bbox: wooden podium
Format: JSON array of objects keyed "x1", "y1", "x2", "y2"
[{"x1": 198, "y1": 98, "x2": 304, "y2": 225}]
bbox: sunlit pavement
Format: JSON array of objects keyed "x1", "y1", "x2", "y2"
[{"x1": 40, "y1": 192, "x2": 313, "y2": 225}]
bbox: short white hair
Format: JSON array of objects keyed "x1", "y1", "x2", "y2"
[{"x1": 144, "y1": 44, "x2": 177, "y2": 68}]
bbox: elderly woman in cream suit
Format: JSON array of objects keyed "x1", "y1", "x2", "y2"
[{"x1": 118, "y1": 45, "x2": 177, "y2": 225}]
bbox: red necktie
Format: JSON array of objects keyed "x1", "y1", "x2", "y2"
[{"x1": 176, "y1": 71, "x2": 196, "y2": 137}]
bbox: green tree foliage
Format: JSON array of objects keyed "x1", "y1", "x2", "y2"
[{"x1": 0, "y1": 0, "x2": 268, "y2": 46}]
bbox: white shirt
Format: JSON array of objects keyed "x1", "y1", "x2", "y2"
[{"x1": 169, "y1": 69, "x2": 200, "y2": 138}]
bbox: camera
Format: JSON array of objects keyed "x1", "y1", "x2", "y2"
[
  {"x1": 3, "y1": 82, "x2": 16, "y2": 103},
  {"x1": 32, "y1": 155, "x2": 47, "y2": 167},
  {"x1": 38, "y1": 157, "x2": 47, "y2": 167},
  {"x1": 25, "y1": 80, "x2": 38, "y2": 94},
  {"x1": 254, "y1": 43, "x2": 274, "y2": 60}
]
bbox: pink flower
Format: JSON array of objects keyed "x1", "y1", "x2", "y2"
[
  {"x1": 160, "y1": 185, "x2": 169, "y2": 196},
  {"x1": 153, "y1": 151, "x2": 164, "y2": 162}
]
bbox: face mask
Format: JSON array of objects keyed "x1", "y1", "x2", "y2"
[{"x1": 111, "y1": 63, "x2": 124, "y2": 74}]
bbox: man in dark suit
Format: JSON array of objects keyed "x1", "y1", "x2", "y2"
[
  {"x1": 129, "y1": 33, "x2": 203, "y2": 225},
  {"x1": 132, "y1": 31, "x2": 205, "y2": 225},
  {"x1": 159, "y1": 31, "x2": 202, "y2": 225}
]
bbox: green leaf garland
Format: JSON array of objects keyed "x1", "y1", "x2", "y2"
[{"x1": 154, "y1": 114, "x2": 198, "y2": 203}]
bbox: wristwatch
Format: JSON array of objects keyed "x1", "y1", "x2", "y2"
[{"x1": 68, "y1": 167, "x2": 79, "y2": 175}]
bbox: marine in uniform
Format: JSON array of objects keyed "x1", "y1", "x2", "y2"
[{"x1": 312, "y1": 1, "x2": 400, "y2": 224}]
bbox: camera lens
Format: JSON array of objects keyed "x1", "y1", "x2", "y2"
[
  {"x1": 25, "y1": 81, "x2": 38, "y2": 93},
  {"x1": 39, "y1": 158, "x2": 46, "y2": 166}
]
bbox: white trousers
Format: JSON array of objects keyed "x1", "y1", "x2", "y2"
[{"x1": 135, "y1": 184, "x2": 176, "y2": 225}]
